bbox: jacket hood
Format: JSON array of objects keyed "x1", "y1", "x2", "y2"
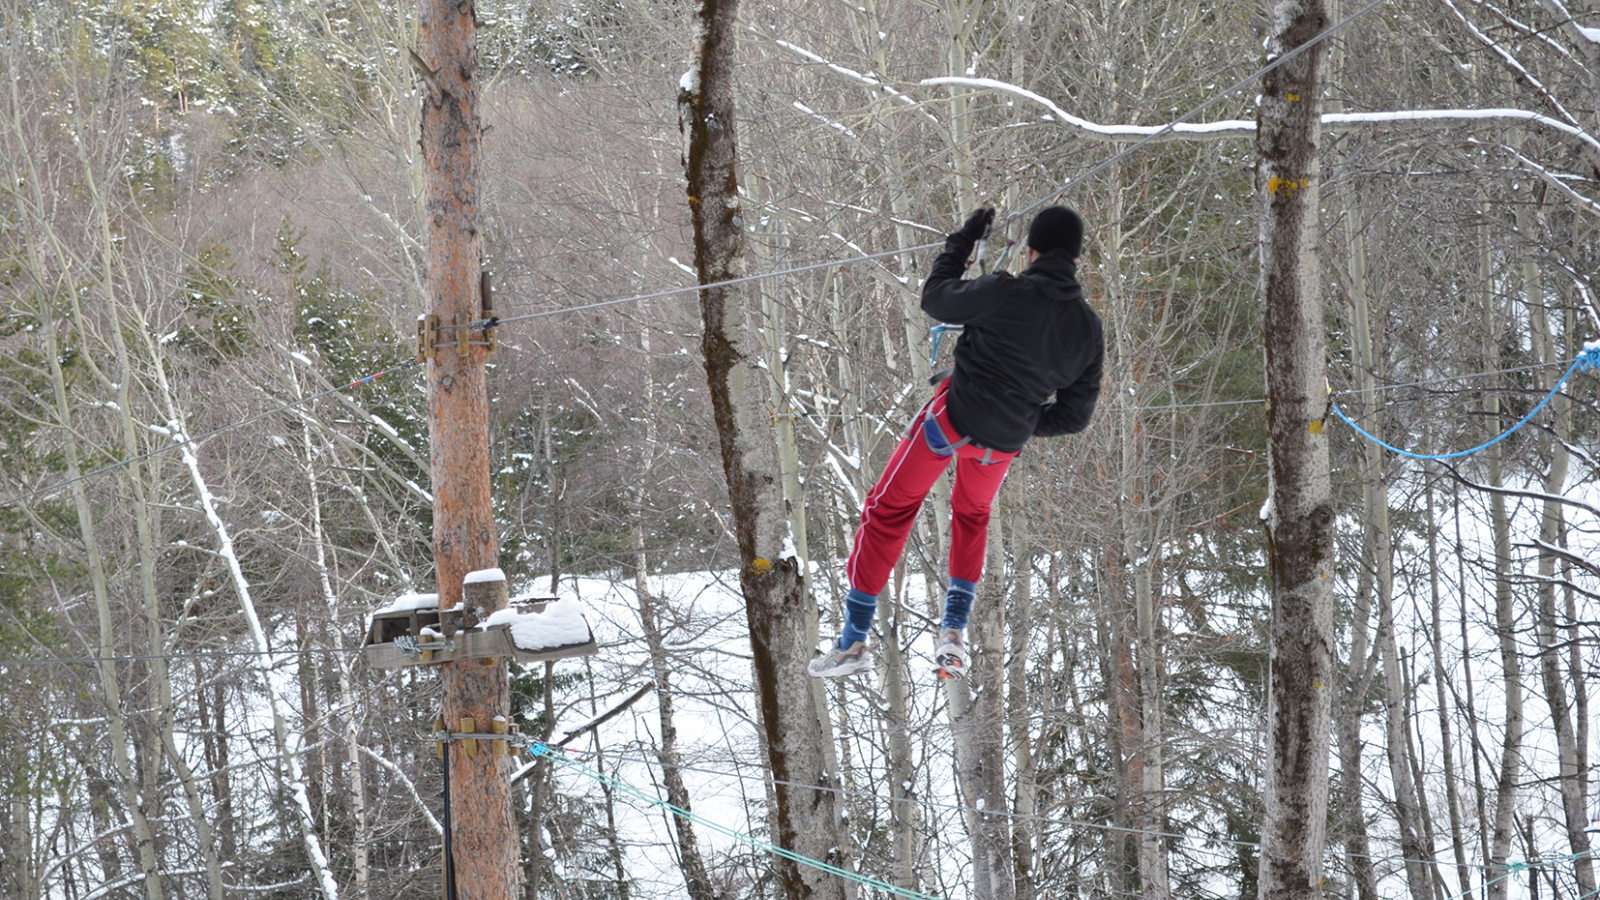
[{"x1": 1022, "y1": 248, "x2": 1079, "y2": 286}]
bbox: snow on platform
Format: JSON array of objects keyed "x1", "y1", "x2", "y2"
[
  {"x1": 484, "y1": 598, "x2": 594, "y2": 652},
  {"x1": 463, "y1": 567, "x2": 507, "y2": 585}
]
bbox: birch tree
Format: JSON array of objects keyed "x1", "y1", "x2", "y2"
[
  {"x1": 1254, "y1": 1, "x2": 1336, "y2": 899},
  {"x1": 679, "y1": 2, "x2": 847, "y2": 898}
]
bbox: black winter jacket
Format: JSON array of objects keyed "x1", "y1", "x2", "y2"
[{"x1": 921, "y1": 237, "x2": 1104, "y2": 453}]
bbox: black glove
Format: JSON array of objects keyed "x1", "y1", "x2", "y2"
[{"x1": 951, "y1": 208, "x2": 995, "y2": 244}]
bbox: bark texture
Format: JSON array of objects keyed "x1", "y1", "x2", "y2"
[
  {"x1": 420, "y1": 0, "x2": 516, "y2": 895},
  {"x1": 1255, "y1": 0, "x2": 1335, "y2": 897},
  {"x1": 679, "y1": 2, "x2": 846, "y2": 898}
]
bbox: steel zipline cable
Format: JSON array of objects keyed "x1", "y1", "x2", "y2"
[
  {"x1": 0, "y1": 351, "x2": 1572, "y2": 514},
  {"x1": 442, "y1": 0, "x2": 1391, "y2": 334},
  {"x1": 995, "y1": 0, "x2": 1390, "y2": 228},
  {"x1": 1, "y1": 0, "x2": 1397, "y2": 510}
]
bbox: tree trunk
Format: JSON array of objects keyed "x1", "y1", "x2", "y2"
[
  {"x1": 678, "y1": 3, "x2": 846, "y2": 898},
  {"x1": 878, "y1": 575, "x2": 924, "y2": 893},
  {"x1": 1377, "y1": 605, "x2": 1432, "y2": 900},
  {"x1": 1347, "y1": 253, "x2": 1442, "y2": 891},
  {"x1": 136, "y1": 343, "x2": 227, "y2": 900},
  {"x1": 1255, "y1": 0, "x2": 1335, "y2": 896},
  {"x1": 630, "y1": 322, "x2": 715, "y2": 900},
  {"x1": 947, "y1": 519, "x2": 1015, "y2": 900},
  {"x1": 42, "y1": 315, "x2": 166, "y2": 900},
  {"x1": 1326, "y1": 25, "x2": 1381, "y2": 900},
  {"x1": 637, "y1": 573, "x2": 715, "y2": 900},
  {"x1": 292, "y1": 407, "x2": 371, "y2": 900},
  {"x1": 1007, "y1": 537, "x2": 1039, "y2": 900},
  {"x1": 1527, "y1": 249, "x2": 1596, "y2": 897},
  {"x1": 1426, "y1": 474, "x2": 1474, "y2": 899},
  {"x1": 1102, "y1": 181, "x2": 1170, "y2": 900},
  {"x1": 418, "y1": 0, "x2": 517, "y2": 894},
  {"x1": 1482, "y1": 254, "x2": 1520, "y2": 900},
  {"x1": 170, "y1": 416, "x2": 339, "y2": 900},
  {"x1": 2, "y1": 790, "x2": 33, "y2": 900}
]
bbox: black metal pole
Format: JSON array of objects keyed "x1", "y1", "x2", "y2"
[{"x1": 441, "y1": 738, "x2": 458, "y2": 900}]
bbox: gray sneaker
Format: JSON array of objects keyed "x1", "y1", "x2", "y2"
[
  {"x1": 809, "y1": 641, "x2": 873, "y2": 678},
  {"x1": 933, "y1": 628, "x2": 967, "y2": 679}
]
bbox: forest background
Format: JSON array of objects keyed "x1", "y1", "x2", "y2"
[{"x1": 1, "y1": 0, "x2": 1598, "y2": 899}]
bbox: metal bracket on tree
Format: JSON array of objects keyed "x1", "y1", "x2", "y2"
[{"x1": 415, "y1": 272, "x2": 498, "y2": 361}]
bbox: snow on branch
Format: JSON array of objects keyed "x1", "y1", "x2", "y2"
[
  {"x1": 767, "y1": 36, "x2": 941, "y2": 125},
  {"x1": 1449, "y1": 470, "x2": 1600, "y2": 520},
  {"x1": 359, "y1": 746, "x2": 443, "y2": 835},
  {"x1": 553, "y1": 683, "x2": 655, "y2": 748},
  {"x1": 921, "y1": 76, "x2": 1253, "y2": 140},
  {"x1": 1514, "y1": 0, "x2": 1590, "y2": 69},
  {"x1": 1325, "y1": 109, "x2": 1600, "y2": 157},
  {"x1": 793, "y1": 101, "x2": 859, "y2": 139},
  {"x1": 1495, "y1": 141, "x2": 1600, "y2": 219},
  {"x1": 922, "y1": 76, "x2": 1600, "y2": 157},
  {"x1": 1439, "y1": 0, "x2": 1583, "y2": 128}
]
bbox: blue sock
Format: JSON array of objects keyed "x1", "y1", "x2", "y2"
[
  {"x1": 942, "y1": 577, "x2": 977, "y2": 631},
  {"x1": 839, "y1": 588, "x2": 878, "y2": 649}
]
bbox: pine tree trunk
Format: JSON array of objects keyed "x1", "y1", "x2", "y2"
[
  {"x1": 417, "y1": 0, "x2": 517, "y2": 893},
  {"x1": 1255, "y1": 0, "x2": 1335, "y2": 896},
  {"x1": 679, "y1": 3, "x2": 846, "y2": 897}
]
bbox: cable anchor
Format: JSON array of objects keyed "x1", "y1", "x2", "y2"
[{"x1": 395, "y1": 634, "x2": 455, "y2": 656}]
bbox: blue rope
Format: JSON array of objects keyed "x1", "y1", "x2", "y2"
[
  {"x1": 1330, "y1": 345, "x2": 1600, "y2": 461},
  {"x1": 528, "y1": 743, "x2": 948, "y2": 900},
  {"x1": 928, "y1": 324, "x2": 962, "y2": 367}
]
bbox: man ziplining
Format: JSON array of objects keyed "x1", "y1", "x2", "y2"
[{"x1": 810, "y1": 205, "x2": 1106, "y2": 680}]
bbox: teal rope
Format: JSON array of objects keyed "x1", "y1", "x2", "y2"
[
  {"x1": 1438, "y1": 852, "x2": 1597, "y2": 900},
  {"x1": 1331, "y1": 345, "x2": 1600, "y2": 461},
  {"x1": 533, "y1": 744, "x2": 1596, "y2": 900},
  {"x1": 529, "y1": 743, "x2": 948, "y2": 900},
  {"x1": 928, "y1": 324, "x2": 963, "y2": 367},
  {"x1": 1440, "y1": 862, "x2": 1524, "y2": 900}
]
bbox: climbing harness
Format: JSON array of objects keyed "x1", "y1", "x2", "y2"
[{"x1": 1331, "y1": 343, "x2": 1600, "y2": 461}]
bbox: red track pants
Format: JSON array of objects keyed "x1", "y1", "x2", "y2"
[{"x1": 845, "y1": 380, "x2": 1018, "y2": 596}]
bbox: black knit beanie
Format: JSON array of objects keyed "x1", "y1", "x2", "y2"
[{"x1": 1027, "y1": 206, "x2": 1084, "y2": 258}]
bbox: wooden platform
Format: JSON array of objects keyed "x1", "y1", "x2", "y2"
[{"x1": 363, "y1": 592, "x2": 597, "y2": 669}]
